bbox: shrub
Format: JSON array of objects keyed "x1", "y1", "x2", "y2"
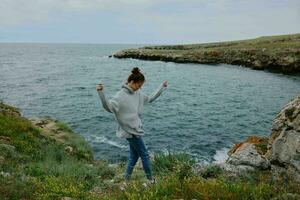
[
  {"x1": 0, "y1": 176, "x2": 36, "y2": 200},
  {"x1": 30, "y1": 176, "x2": 86, "y2": 200},
  {"x1": 152, "y1": 152, "x2": 195, "y2": 180},
  {"x1": 201, "y1": 165, "x2": 223, "y2": 179}
]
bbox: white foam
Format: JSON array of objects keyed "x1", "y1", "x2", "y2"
[
  {"x1": 91, "y1": 136, "x2": 127, "y2": 149},
  {"x1": 213, "y1": 147, "x2": 230, "y2": 164}
]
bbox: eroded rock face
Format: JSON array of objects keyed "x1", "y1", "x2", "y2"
[
  {"x1": 266, "y1": 95, "x2": 300, "y2": 179},
  {"x1": 226, "y1": 136, "x2": 270, "y2": 170},
  {"x1": 227, "y1": 143, "x2": 270, "y2": 170},
  {"x1": 223, "y1": 95, "x2": 300, "y2": 180}
]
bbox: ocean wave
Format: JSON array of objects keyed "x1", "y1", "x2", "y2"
[
  {"x1": 212, "y1": 147, "x2": 230, "y2": 164},
  {"x1": 89, "y1": 135, "x2": 127, "y2": 149}
]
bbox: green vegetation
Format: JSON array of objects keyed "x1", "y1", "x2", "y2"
[
  {"x1": 285, "y1": 107, "x2": 296, "y2": 120},
  {"x1": 1, "y1": 102, "x2": 299, "y2": 199},
  {"x1": 0, "y1": 103, "x2": 115, "y2": 199},
  {"x1": 254, "y1": 137, "x2": 269, "y2": 155}
]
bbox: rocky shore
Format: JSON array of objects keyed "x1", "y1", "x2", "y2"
[
  {"x1": 1, "y1": 94, "x2": 299, "y2": 199},
  {"x1": 216, "y1": 94, "x2": 300, "y2": 181},
  {"x1": 114, "y1": 33, "x2": 300, "y2": 73}
]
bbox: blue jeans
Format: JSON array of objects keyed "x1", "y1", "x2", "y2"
[{"x1": 125, "y1": 135, "x2": 152, "y2": 180}]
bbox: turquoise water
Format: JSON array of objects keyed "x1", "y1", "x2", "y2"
[{"x1": 1, "y1": 43, "x2": 300, "y2": 163}]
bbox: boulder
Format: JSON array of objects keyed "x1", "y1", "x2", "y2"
[
  {"x1": 266, "y1": 94, "x2": 300, "y2": 180},
  {"x1": 227, "y1": 143, "x2": 270, "y2": 169},
  {"x1": 226, "y1": 136, "x2": 270, "y2": 170},
  {"x1": 0, "y1": 136, "x2": 12, "y2": 144}
]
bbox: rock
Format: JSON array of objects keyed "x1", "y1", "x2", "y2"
[
  {"x1": 271, "y1": 193, "x2": 300, "y2": 200},
  {"x1": 266, "y1": 95, "x2": 300, "y2": 180},
  {"x1": 30, "y1": 117, "x2": 71, "y2": 144},
  {"x1": 89, "y1": 186, "x2": 104, "y2": 196},
  {"x1": 61, "y1": 197, "x2": 73, "y2": 200},
  {"x1": 64, "y1": 146, "x2": 73, "y2": 153},
  {"x1": 0, "y1": 102, "x2": 21, "y2": 117},
  {"x1": 30, "y1": 118, "x2": 49, "y2": 128},
  {"x1": 252, "y1": 60, "x2": 264, "y2": 70},
  {"x1": 226, "y1": 136, "x2": 270, "y2": 170},
  {"x1": 0, "y1": 171, "x2": 11, "y2": 177},
  {"x1": 218, "y1": 163, "x2": 255, "y2": 176},
  {"x1": 0, "y1": 136, "x2": 12, "y2": 144}
]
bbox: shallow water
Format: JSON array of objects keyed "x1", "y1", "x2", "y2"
[{"x1": 1, "y1": 43, "x2": 299, "y2": 163}]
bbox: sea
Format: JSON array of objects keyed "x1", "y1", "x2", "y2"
[{"x1": 1, "y1": 43, "x2": 299, "y2": 163}]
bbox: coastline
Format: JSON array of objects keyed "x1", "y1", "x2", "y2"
[
  {"x1": 113, "y1": 33, "x2": 300, "y2": 74},
  {"x1": 1, "y1": 93, "x2": 299, "y2": 198}
]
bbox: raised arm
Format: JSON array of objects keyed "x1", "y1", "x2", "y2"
[
  {"x1": 143, "y1": 81, "x2": 168, "y2": 104},
  {"x1": 96, "y1": 83, "x2": 119, "y2": 113}
]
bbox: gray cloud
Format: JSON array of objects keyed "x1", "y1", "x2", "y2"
[
  {"x1": 0, "y1": 0, "x2": 159, "y2": 26},
  {"x1": 0, "y1": 0, "x2": 299, "y2": 43}
]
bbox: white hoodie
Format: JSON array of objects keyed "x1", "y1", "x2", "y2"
[{"x1": 98, "y1": 82, "x2": 166, "y2": 138}]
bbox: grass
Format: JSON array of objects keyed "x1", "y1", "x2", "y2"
[
  {"x1": 1, "y1": 102, "x2": 300, "y2": 199},
  {"x1": 0, "y1": 103, "x2": 115, "y2": 199}
]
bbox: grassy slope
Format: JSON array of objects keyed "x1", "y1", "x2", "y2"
[
  {"x1": 1, "y1": 102, "x2": 299, "y2": 199},
  {"x1": 114, "y1": 33, "x2": 300, "y2": 73}
]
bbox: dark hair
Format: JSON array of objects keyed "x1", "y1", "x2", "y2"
[{"x1": 127, "y1": 67, "x2": 145, "y2": 83}]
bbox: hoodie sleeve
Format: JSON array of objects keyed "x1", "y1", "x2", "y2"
[
  {"x1": 97, "y1": 91, "x2": 119, "y2": 113},
  {"x1": 142, "y1": 82, "x2": 166, "y2": 104}
]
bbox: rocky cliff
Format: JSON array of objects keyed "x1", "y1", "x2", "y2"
[
  {"x1": 114, "y1": 33, "x2": 300, "y2": 73},
  {"x1": 223, "y1": 94, "x2": 300, "y2": 182}
]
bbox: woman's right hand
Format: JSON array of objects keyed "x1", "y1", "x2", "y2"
[{"x1": 96, "y1": 82, "x2": 104, "y2": 91}]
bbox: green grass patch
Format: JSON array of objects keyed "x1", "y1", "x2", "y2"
[{"x1": 152, "y1": 152, "x2": 195, "y2": 180}]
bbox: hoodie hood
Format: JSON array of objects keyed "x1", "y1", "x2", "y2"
[{"x1": 121, "y1": 83, "x2": 135, "y2": 94}]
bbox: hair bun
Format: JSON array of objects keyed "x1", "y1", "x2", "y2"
[{"x1": 131, "y1": 67, "x2": 140, "y2": 75}]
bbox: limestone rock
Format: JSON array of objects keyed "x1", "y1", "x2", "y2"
[
  {"x1": 89, "y1": 186, "x2": 104, "y2": 196},
  {"x1": 218, "y1": 163, "x2": 255, "y2": 176},
  {"x1": 0, "y1": 102, "x2": 21, "y2": 117},
  {"x1": 266, "y1": 94, "x2": 300, "y2": 179},
  {"x1": 0, "y1": 136, "x2": 12, "y2": 144},
  {"x1": 226, "y1": 136, "x2": 270, "y2": 170},
  {"x1": 64, "y1": 146, "x2": 73, "y2": 153},
  {"x1": 227, "y1": 143, "x2": 270, "y2": 169},
  {"x1": 61, "y1": 197, "x2": 73, "y2": 200},
  {"x1": 0, "y1": 171, "x2": 11, "y2": 177}
]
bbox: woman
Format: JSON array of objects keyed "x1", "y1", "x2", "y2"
[{"x1": 96, "y1": 67, "x2": 168, "y2": 182}]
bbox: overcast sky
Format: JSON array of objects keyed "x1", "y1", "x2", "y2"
[{"x1": 0, "y1": 0, "x2": 299, "y2": 44}]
